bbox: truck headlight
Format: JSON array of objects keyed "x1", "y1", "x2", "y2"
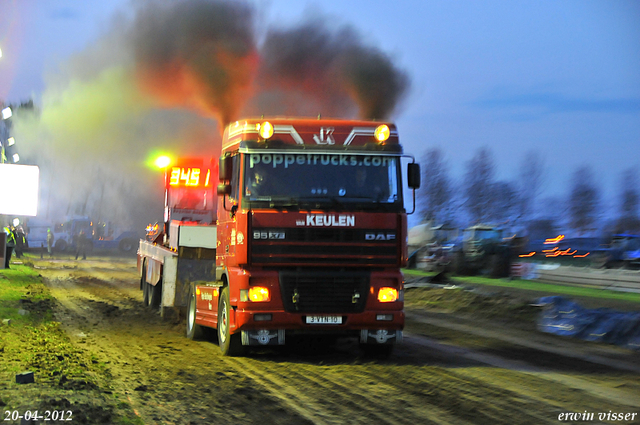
[
  {"x1": 243, "y1": 286, "x2": 270, "y2": 302},
  {"x1": 377, "y1": 287, "x2": 398, "y2": 303}
]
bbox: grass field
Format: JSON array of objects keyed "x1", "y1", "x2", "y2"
[
  {"x1": 0, "y1": 259, "x2": 142, "y2": 424},
  {"x1": 402, "y1": 268, "x2": 640, "y2": 305},
  {"x1": 0, "y1": 262, "x2": 52, "y2": 325}
]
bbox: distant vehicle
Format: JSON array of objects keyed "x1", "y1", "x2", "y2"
[
  {"x1": 56, "y1": 217, "x2": 140, "y2": 253},
  {"x1": 451, "y1": 224, "x2": 512, "y2": 278},
  {"x1": 594, "y1": 234, "x2": 640, "y2": 269},
  {"x1": 25, "y1": 218, "x2": 69, "y2": 252},
  {"x1": 413, "y1": 242, "x2": 455, "y2": 272},
  {"x1": 407, "y1": 223, "x2": 458, "y2": 270},
  {"x1": 27, "y1": 217, "x2": 140, "y2": 253}
]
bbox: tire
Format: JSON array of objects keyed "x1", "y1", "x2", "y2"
[
  {"x1": 119, "y1": 238, "x2": 136, "y2": 253},
  {"x1": 453, "y1": 250, "x2": 467, "y2": 276},
  {"x1": 360, "y1": 343, "x2": 394, "y2": 360},
  {"x1": 143, "y1": 281, "x2": 150, "y2": 307},
  {"x1": 55, "y1": 240, "x2": 67, "y2": 252},
  {"x1": 186, "y1": 283, "x2": 205, "y2": 340},
  {"x1": 140, "y1": 261, "x2": 146, "y2": 290},
  {"x1": 217, "y1": 286, "x2": 244, "y2": 356},
  {"x1": 149, "y1": 281, "x2": 162, "y2": 309},
  {"x1": 489, "y1": 254, "x2": 502, "y2": 278}
]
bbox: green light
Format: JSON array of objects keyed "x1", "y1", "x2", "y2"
[{"x1": 155, "y1": 155, "x2": 171, "y2": 169}]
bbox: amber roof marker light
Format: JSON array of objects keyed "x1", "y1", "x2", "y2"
[
  {"x1": 257, "y1": 121, "x2": 274, "y2": 140},
  {"x1": 374, "y1": 124, "x2": 390, "y2": 143}
]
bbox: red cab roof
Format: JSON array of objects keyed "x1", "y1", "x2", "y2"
[{"x1": 223, "y1": 117, "x2": 399, "y2": 150}]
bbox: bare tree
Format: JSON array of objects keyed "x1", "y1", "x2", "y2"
[
  {"x1": 617, "y1": 167, "x2": 640, "y2": 233},
  {"x1": 518, "y1": 150, "x2": 545, "y2": 221},
  {"x1": 568, "y1": 165, "x2": 600, "y2": 235},
  {"x1": 491, "y1": 181, "x2": 520, "y2": 225},
  {"x1": 464, "y1": 147, "x2": 495, "y2": 224},
  {"x1": 419, "y1": 148, "x2": 453, "y2": 224}
]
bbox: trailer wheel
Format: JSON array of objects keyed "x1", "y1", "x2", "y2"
[
  {"x1": 143, "y1": 281, "x2": 150, "y2": 307},
  {"x1": 186, "y1": 283, "x2": 204, "y2": 340},
  {"x1": 149, "y1": 281, "x2": 162, "y2": 309},
  {"x1": 218, "y1": 286, "x2": 244, "y2": 356},
  {"x1": 140, "y1": 261, "x2": 146, "y2": 290}
]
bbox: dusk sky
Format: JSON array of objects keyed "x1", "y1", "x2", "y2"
[{"x1": 1, "y1": 0, "x2": 639, "y2": 224}]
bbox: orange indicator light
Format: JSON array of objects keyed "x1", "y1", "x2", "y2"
[{"x1": 519, "y1": 252, "x2": 536, "y2": 257}]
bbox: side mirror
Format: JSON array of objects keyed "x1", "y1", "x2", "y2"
[
  {"x1": 219, "y1": 155, "x2": 232, "y2": 181},
  {"x1": 217, "y1": 183, "x2": 231, "y2": 196},
  {"x1": 408, "y1": 163, "x2": 421, "y2": 189}
]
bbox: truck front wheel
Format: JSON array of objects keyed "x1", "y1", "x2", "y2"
[
  {"x1": 218, "y1": 286, "x2": 244, "y2": 356},
  {"x1": 186, "y1": 283, "x2": 204, "y2": 340},
  {"x1": 360, "y1": 343, "x2": 394, "y2": 359}
]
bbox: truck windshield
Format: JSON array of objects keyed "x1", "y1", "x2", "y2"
[
  {"x1": 464, "y1": 229, "x2": 501, "y2": 241},
  {"x1": 244, "y1": 153, "x2": 401, "y2": 207}
]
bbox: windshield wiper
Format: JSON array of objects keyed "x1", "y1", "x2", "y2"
[
  {"x1": 258, "y1": 195, "x2": 391, "y2": 211},
  {"x1": 266, "y1": 197, "x2": 317, "y2": 210}
]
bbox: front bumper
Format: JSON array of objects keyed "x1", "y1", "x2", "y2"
[{"x1": 236, "y1": 309, "x2": 404, "y2": 346}]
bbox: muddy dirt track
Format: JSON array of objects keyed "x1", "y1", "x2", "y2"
[{"x1": 12, "y1": 256, "x2": 640, "y2": 424}]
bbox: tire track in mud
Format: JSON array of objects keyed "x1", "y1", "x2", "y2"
[
  {"x1": 218, "y1": 330, "x2": 640, "y2": 425},
  {"x1": 36, "y1": 258, "x2": 312, "y2": 424},
  {"x1": 223, "y1": 356, "x2": 445, "y2": 425},
  {"x1": 222, "y1": 354, "x2": 548, "y2": 425}
]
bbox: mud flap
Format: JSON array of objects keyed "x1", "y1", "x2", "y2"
[
  {"x1": 360, "y1": 330, "x2": 403, "y2": 344},
  {"x1": 175, "y1": 258, "x2": 216, "y2": 307},
  {"x1": 162, "y1": 257, "x2": 177, "y2": 307},
  {"x1": 241, "y1": 330, "x2": 286, "y2": 346}
]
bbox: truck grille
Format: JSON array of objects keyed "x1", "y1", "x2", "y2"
[
  {"x1": 279, "y1": 271, "x2": 369, "y2": 314},
  {"x1": 251, "y1": 228, "x2": 397, "y2": 267}
]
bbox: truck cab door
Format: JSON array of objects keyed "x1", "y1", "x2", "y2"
[{"x1": 217, "y1": 155, "x2": 241, "y2": 269}]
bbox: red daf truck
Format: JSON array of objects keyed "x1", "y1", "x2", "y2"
[{"x1": 138, "y1": 117, "x2": 420, "y2": 357}]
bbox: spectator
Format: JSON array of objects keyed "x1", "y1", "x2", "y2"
[
  {"x1": 75, "y1": 230, "x2": 88, "y2": 260},
  {"x1": 15, "y1": 226, "x2": 26, "y2": 258},
  {"x1": 3, "y1": 226, "x2": 16, "y2": 268},
  {"x1": 46, "y1": 228, "x2": 55, "y2": 258}
]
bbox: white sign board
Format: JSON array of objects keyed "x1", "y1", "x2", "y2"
[{"x1": 0, "y1": 164, "x2": 39, "y2": 216}]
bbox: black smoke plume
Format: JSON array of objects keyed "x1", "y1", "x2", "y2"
[
  {"x1": 131, "y1": 0, "x2": 258, "y2": 125},
  {"x1": 257, "y1": 18, "x2": 410, "y2": 120}
]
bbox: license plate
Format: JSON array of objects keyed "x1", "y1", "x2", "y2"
[{"x1": 305, "y1": 315, "x2": 342, "y2": 324}]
